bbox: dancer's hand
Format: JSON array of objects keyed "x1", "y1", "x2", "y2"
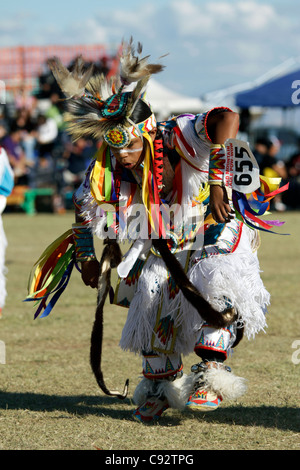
[
  {"x1": 80, "y1": 259, "x2": 100, "y2": 288},
  {"x1": 209, "y1": 184, "x2": 235, "y2": 224}
]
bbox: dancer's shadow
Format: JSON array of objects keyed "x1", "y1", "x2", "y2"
[
  {"x1": 0, "y1": 390, "x2": 134, "y2": 420},
  {"x1": 183, "y1": 405, "x2": 300, "y2": 433},
  {"x1": 0, "y1": 390, "x2": 299, "y2": 432}
]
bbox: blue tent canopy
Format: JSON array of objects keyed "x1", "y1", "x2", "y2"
[{"x1": 235, "y1": 69, "x2": 300, "y2": 108}]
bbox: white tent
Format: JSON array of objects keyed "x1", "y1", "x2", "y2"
[{"x1": 144, "y1": 79, "x2": 205, "y2": 119}]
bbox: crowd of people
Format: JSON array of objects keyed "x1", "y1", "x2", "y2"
[
  {"x1": 0, "y1": 58, "x2": 105, "y2": 211},
  {"x1": 0, "y1": 98, "x2": 98, "y2": 212},
  {"x1": 0, "y1": 57, "x2": 300, "y2": 213}
]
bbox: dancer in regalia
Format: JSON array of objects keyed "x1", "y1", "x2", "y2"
[
  {"x1": 27, "y1": 40, "x2": 288, "y2": 423},
  {"x1": 0, "y1": 147, "x2": 14, "y2": 317}
]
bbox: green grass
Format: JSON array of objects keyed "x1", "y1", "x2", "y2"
[{"x1": 0, "y1": 210, "x2": 299, "y2": 450}]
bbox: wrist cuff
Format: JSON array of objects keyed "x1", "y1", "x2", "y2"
[
  {"x1": 208, "y1": 144, "x2": 226, "y2": 185},
  {"x1": 208, "y1": 181, "x2": 224, "y2": 186},
  {"x1": 72, "y1": 223, "x2": 96, "y2": 262}
]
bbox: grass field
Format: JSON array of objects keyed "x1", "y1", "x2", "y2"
[{"x1": 0, "y1": 210, "x2": 299, "y2": 451}]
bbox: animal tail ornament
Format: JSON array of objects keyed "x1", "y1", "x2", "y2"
[
  {"x1": 25, "y1": 232, "x2": 128, "y2": 399},
  {"x1": 90, "y1": 239, "x2": 129, "y2": 399}
]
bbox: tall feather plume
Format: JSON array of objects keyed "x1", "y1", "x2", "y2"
[
  {"x1": 120, "y1": 38, "x2": 165, "y2": 120},
  {"x1": 47, "y1": 55, "x2": 94, "y2": 99},
  {"x1": 119, "y1": 37, "x2": 164, "y2": 86}
]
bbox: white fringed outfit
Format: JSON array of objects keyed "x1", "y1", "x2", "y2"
[
  {"x1": 74, "y1": 110, "x2": 270, "y2": 380},
  {"x1": 28, "y1": 43, "x2": 287, "y2": 417},
  {"x1": 0, "y1": 147, "x2": 14, "y2": 313}
]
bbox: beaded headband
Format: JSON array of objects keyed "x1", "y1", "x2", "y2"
[{"x1": 103, "y1": 113, "x2": 157, "y2": 148}]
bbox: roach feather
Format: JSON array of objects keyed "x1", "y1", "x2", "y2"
[
  {"x1": 47, "y1": 39, "x2": 165, "y2": 142},
  {"x1": 120, "y1": 38, "x2": 164, "y2": 85},
  {"x1": 47, "y1": 55, "x2": 94, "y2": 99}
]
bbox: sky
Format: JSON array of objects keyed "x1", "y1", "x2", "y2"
[{"x1": 1, "y1": 0, "x2": 300, "y2": 98}]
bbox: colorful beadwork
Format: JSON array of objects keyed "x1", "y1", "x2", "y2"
[
  {"x1": 103, "y1": 125, "x2": 130, "y2": 148},
  {"x1": 142, "y1": 351, "x2": 183, "y2": 380},
  {"x1": 208, "y1": 144, "x2": 226, "y2": 184},
  {"x1": 72, "y1": 224, "x2": 96, "y2": 262},
  {"x1": 103, "y1": 114, "x2": 157, "y2": 149},
  {"x1": 185, "y1": 388, "x2": 222, "y2": 410},
  {"x1": 194, "y1": 323, "x2": 235, "y2": 359},
  {"x1": 134, "y1": 113, "x2": 157, "y2": 137},
  {"x1": 99, "y1": 92, "x2": 130, "y2": 119},
  {"x1": 133, "y1": 396, "x2": 169, "y2": 422}
]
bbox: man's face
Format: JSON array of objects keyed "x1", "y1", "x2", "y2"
[
  {"x1": 109, "y1": 128, "x2": 157, "y2": 170},
  {"x1": 110, "y1": 136, "x2": 144, "y2": 170}
]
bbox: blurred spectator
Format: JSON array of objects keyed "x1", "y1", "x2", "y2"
[
  {"x1": 45, "y1": 93, "x2": 64, "y2": 132},
  {"x1": 252, "y1": 137, "x2": 270, "y2": 169},
  {"x1": 1, "y1": 122, "x2": 29, "y2": 185},
  {"x1": 260, "y1": 136, "x2": 287, "y2": 180},
  {"x1": 62, "y1": 137, "x2": 95, "y2": 189},
  {"x1": 26, "y1": 113, "x2": 59, "y2": 190},
  {"x1": 14, "y1": 84, "x2": 37, "y2": 113},
  {"x1": 0, "y1": 108, "x2": 9, "y2": 137},
  {"x1": 260, "y1": 136, "x2": 288, "y2": 212},
  {"x1": 14, "y1": 107, "x2": 38, "y2": 167},
  {"x1": 96, "y1": 56, "x2": 110, "y2": 75},
  {"x1": 286, "y1": 139, "x2": 300, "y2": 178},
  {"x1": 37, "y1": 68, "x2": 61, "y2": 99},
  {"x1": 36, "y1": 114, "x2": 58, "y2": 158},
  {"x1": 0, "y1": 124, "x2": 7, "y2": 141},
  {"x1": 282, "y1": 141, "x2": 300, "y2": 209}
]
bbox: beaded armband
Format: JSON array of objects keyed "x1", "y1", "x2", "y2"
[
  {"x1": 208, "y1": 144, "x2": 226, "y2": 186},
  {"x1": 72, "y1": 223, "x2": 96, "y2": 262}
]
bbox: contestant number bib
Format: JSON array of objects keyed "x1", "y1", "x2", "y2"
[{"x1": 225, "y1": 139, "x2": 260, "y2": 194}]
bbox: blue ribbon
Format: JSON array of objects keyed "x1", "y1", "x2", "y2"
[{"x1": 24, "y1": 256, "x2": 78, "y2": 319}]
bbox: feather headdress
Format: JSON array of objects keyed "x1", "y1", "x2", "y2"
[
  {"x1": 47, "y1": 55, "x2": 94, "y2": 99},
  {"x1": 47, "y1": 38, "x2": 164, "y2": 144}
]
